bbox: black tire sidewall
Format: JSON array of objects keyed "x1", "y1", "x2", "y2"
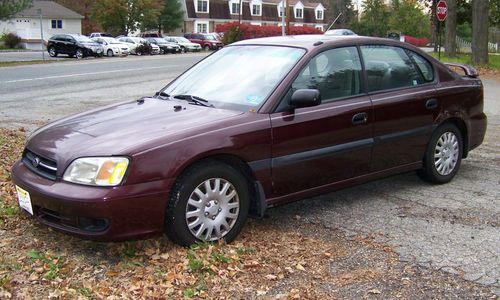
[
  {"x1": 423, "y1": 124, "x2": 463, "y2": 183},
  {"x1": 48, "y1": 46, "x2": 56, "y2": 57},
  {"x1": 107, "y1": 49, "x2": 113, "y2": 57},
  {"x1": 166, "y1": 162, "x2": 250, "y2": 247}
]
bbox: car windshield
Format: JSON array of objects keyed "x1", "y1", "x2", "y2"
[
  {"x1": 103, "y1": 37, "x2": 122, "y2": 44},
  {"x1": 74, "y1": 35, "x2": 93, "y2": 43},
  {"x1": 175, "y1": 37, "x2": 190, "y2": 43},
  {"x1": 205, "y1": 35, "x2": 217, "y2": 41},
  {"x1": 154, "y1": 38, "x2": 168, "y2": 43},
  {"x1": 162, "y1": 45, "x2": 305, "y2": 111}
]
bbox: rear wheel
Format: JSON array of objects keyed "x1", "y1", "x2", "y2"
[
  {"x1": 417, "y1": 123, "x2": 463, "y2": 184},
  {"x1": 165, "y1": 161, "x2": 249, "y2": 247},
  {"x1": 204, "y1": 45, "x2": 210, "y2": 51}
]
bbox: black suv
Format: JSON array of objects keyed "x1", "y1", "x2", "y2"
[{"x1": 47, "y1": 34, "x2": 104, "y2": 59}]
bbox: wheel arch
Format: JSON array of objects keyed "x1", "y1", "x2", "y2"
[
  {"x1": 172, "y1": 153, "x2": 267, "y2": 218},
  {"x1": 440, "y1": 117, "x2": 469, "y2": 158}
]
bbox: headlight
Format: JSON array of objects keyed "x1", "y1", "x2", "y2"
[{"x1": 63, "y1": 157, "x2": 129, "y2": 186}]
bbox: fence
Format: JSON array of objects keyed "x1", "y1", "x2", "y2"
[{"x1": 456, "y1": 36, "x2": 499, "y2": 53}]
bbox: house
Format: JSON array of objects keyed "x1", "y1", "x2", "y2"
[
  {"x1": 0, "y1": 0, "x2": 83, "y2": 50},
  {"x1": 181, "y1": 0, "x2": 328, "y2": 34}
]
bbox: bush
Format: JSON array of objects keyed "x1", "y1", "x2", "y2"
[
  {"x1": 216, "y1": 22, "x2": 322, "y2": 44},
  {"x1": 2, "y1": 33, "x2": 22, "y2": 49}
]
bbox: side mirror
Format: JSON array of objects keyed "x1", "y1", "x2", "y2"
[{"x1": 290, "y1": 89, "x2": 321, "y2": 108}]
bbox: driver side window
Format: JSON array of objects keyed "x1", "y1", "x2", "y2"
[{"x1": 291, "y1": 47, "x2": 363, "y2": 103}]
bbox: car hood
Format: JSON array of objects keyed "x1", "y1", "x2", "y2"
[
  {"x1": 81, "y1": 42, "x2": 101, "y2": 47},
  {"x1": 26, "y1": 98, "x2": 244, "y2": 168},
  {"x1": 182, "y1": 42, "x2": 200, "y2": 47}
]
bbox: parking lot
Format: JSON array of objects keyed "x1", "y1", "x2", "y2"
[{"x1": 0, "y1": 56, "x2": 499, "y2": 297}]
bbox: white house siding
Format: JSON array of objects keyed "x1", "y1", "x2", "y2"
[{"x1": 1, "y1": 18, "x2": 82, "y2": 50}]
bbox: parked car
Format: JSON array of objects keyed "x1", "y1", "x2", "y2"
[
  {"x1": 47, "y1": 34, "x2": 104, "y2": 59},
  {"x1": 145, "y1": 37, "x2": 181, "y2": 54},
  {"x1": 165, "y1": 36, "x2": 202, "y2": 53},
  {"x1": 117, "y1": 37, "x2": 160, "y2": 55},
  {"x1": 91, "y1": 37, "x2": 130, "y2": 57},
  {"x1": 324, "y1": 29, "x2": 357, "y2": 36},
  {"x1": 184, "y1": 33, "x2": 224, "y2": 51},
  {"x1": 89, "y1": 32, "x2": 114, "y2": 38},
  {"x1": 138, "y1": 32, "x2": 162, "y2": 38},
  {"x1": 13, "y1": 35, "x2": 487, "y2": 246}
]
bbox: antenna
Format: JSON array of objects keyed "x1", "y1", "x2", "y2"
[{"x1": 326, "y1": 12, "x2": 342, "y2": 31}]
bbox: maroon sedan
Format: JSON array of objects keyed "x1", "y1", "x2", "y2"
[{"x1": 12, "y1": 35, "x2": 487, "y2": 246}]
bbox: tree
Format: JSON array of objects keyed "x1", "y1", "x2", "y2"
[
  {"x1": 389, "y1": 0, "x2": 430, "y2": 38},
  {"x1": 56, "y1": 0, "x2": 100, "y2": 34},
  {"x1": 471, "y1": 0, "x2": 489, "y2": 65},
  {"x1": 92, "y1": 0, "x2": 163, "y2": 36},
  {"x1": 352, "y1": 0, "x2": 389, "y2": 37},
  {"x1": 327, "y1": 0, "x2": 355, "y2": 28},
  {"x1": 444, "y1": 0, "x2": 457, "y2": 56},
  {"x1": 0, "y1": 0, "x2": 32, "y2": 21},
  {"x1": 158, "y1": 0, "x2": 184, "y2": 33}
]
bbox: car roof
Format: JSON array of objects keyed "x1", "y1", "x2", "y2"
[{"x1": 231, "y1": 35, "x2": 421, "y2": 51}]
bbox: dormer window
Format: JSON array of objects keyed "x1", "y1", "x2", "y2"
[
  {"x1": 278, "y1": 1, "x2": 284, "y2": 17},
  {"x1": 294, "y1": 1, "x2": 304, "y2": 19},
  {"x1": 251, "y1": 0, "x2": 262, "y2": 16},
  {"x1": 314, "y1": 4, "x2": 325, "y2": 20},
  {"x1": 229, "y1": 0, "x2": 241, "y2": 15},
  {"x1": 196, "y1": 0, "x2": 209, "y2": 13},
  {"x1": 316, "y1": 10, "x2": 323, "y2": 19}
]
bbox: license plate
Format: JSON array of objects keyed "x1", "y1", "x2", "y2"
[{"x1": 16, "y1": 185, "x2": 33, "y2": 215}]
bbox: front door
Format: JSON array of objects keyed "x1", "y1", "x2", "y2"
[{"x1": 270, "y1": 47, "x2": 373, "y2": 197}]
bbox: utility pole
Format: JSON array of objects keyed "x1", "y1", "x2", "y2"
[
  {"x1": 38, "y1": 8, "x2": 45, "y2": 62},
  {"x1": 281, "y1": 1, "x2": 285, "y2": 36},
  {"x1": 285, "y1": 0, "x2": 290, "y2": 35}
]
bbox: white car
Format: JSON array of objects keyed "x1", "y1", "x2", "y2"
[
  {"x1": 165, "y1": 36, "x2": 202, "y2": 53},
  {"x1": 91, "y1": 37, "x2": 130, "y2": 57},
  {"x1": 117, "y1": 37, "x2": 160, "y2": 55},
  {"x1": 324, "y1": 29, "x2": 357, "y2": 36}
]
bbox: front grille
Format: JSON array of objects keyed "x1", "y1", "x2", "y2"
[{"x1": 22, "y1": 149, "x2": 57, "y2": 180}]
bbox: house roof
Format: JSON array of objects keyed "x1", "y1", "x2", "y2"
[{"x1": 15, "y1": 0, "x2": 84, "y2": 19}]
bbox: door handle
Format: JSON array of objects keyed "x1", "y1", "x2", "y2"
[
  {"x1": 425, "y1": 98, "x2": 438, "y2": 110},
  {"x1": 352, "y1": 112, "x2": 368, "y2": 125}
]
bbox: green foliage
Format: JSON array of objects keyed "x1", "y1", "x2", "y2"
[
  {"x1": 352, "y1": 0, "x2": 389, "y2": 37},
  {"x1": 1, "y1": 32, "x2": 22, "y2": 49},
  {"x1": 457, "y1": 22, "x2": 472, "y2": 42},
  {"x1": 328, "y1": 0, "x2": 355, "y2": 26},
  {"x1": 222, "y1": 25, "x2": 244, "y2": 44},
  {"x1": 157, "y1": 0, "x2": 184, "y2": 33},
  {"x1": 0, "y1": 0, "x2": 32, "y2": 21},
  {"x1": 91, "y1": 0, "x2": 163, "y2": 35},
  {"x1": 388, "y1": 0, "x2": 430, "y2": 38},
  {"x1": 430, "y1": 52, "x2": 500, "y2": 69}
]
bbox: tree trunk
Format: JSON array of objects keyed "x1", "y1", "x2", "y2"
[
  {"x1": 444, "y1": 0, "x2": 457, "y2": 56},
  {"x1": 472, "y1": 0, "x2": 489, "y2": 65},
  {"x1": 431, "y1": 0, "x2": 439, "y2": 52}
]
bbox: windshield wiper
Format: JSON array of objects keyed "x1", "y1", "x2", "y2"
[
  {"x1": 155, "y1": 91, "x2": 170, "y2": 100},
  {"x1": 173, "y1": 94, "x2": 214, "y2": 108}
]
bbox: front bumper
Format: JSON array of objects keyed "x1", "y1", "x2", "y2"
[{"x1": 12, "y1": 160, "x2": 172, "y2": 241}]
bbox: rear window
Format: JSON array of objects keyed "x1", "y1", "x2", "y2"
[{"x1": 407, "y1": 51, "x2": 434, "y2": 82}]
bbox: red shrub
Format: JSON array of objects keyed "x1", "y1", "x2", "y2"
[
  {"x1": 216, "y1": 22, "x2": 321, "y2": 44},
  {"x1": 402, "y1": 35, "x2": 429, "y2": 47}
]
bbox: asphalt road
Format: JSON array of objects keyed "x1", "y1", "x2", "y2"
[
  {"x1": 0, "y1": 53, "x2": 206, "y2": 129},
  {"x1": 1, "y1": 57, "x2": 499, "y2": 296}
]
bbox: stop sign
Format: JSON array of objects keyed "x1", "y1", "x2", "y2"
[{"x1": 436, "y1": 0, "x2": 448, "y2": 22}]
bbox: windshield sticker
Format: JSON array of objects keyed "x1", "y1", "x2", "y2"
[{"x1": 245, "y1": 95, "x2": 264, "y2": 105}]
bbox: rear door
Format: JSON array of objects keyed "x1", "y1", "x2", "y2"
[
  {"x1": 361, "y1": 45, "x2": 438, "y2": 171},
  {"x1": 270, "y1": 47, "x2": 373, "y2": 197}
]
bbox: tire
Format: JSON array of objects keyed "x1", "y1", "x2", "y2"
[
  {"x1": 160, "y1": 48, "x2": 165, "y2": 55},
  {"x1": 165, "y1": 161, "x2": 250, "y2": 247},
  {"x1": 107, "y1": 49, "x2": 114, "y2": 57},
  {"x1": 75, "y1": 48, "x2": 83, "y2": 59},
  {"x1": 181, "y1": 46, "x2": 186, "y2": 53},
  {"x1": 48, "y1": 46, "x2": 57, "y2": 57},
  {"x1": 136, "y1": 51, "x2": 142, "y2": 56},
  {"x1": 417, "y1": 123, "x2": 463, "y2": 184},
  {"x1": 204, "y1": 45, "x2": 210, "y2": 51}
]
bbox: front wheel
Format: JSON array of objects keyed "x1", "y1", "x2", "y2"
[
  {"x1": 107, "y1": 49, "x2": 114, "y2": 57},
  {"x1": 165, "y1": 161, "x2": 249, "y2": 247},
  {"x1": 181, "y1": 46, "x2": 186, "y2": 53},
  {"x1": 204, "y1": 45, "x2": 210, "y2": 51},
  {"x1": 75, "y1": 48, "x2": 83, "y2": 59},
  {"x1": 48, "y1": 46, "x2": 57, "y2": 57},
  {"x1": 417, "y1": 123, "x2": 463, "y2": 184}
]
